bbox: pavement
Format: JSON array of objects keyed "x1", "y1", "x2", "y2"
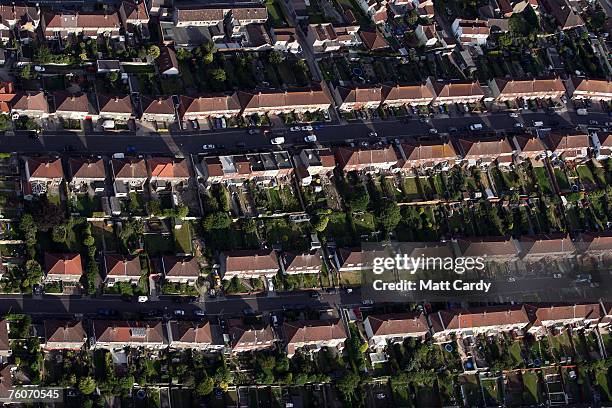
[
  {"x1": 0, "y1": 289, "x2": 363, "y2": 317},
  {"x1": 2, "y1": 110, "x2": 609, "y2": 156}
]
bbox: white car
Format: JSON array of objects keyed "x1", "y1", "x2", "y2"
[
  {"x1": 368, "y1": 131, "x2": 378, "y2": 137},
  {"x1": 301, "y1": 125, "x2": 313, "y2": 131},
  {"x1": 429, "y1": 128, "x2": 438, "y2": 134},
  {"x1": 270, "y1": 136, "x2": 285, "y2": 145},
  {"x1": 362, "y1": 299, "x2": 374, "y2": 305},
  {"x1": 174, "y1": 309, "x2": 185, "y2": 316},
  {"x1": 304, "y1": 134, "x2": 317, "y2": 143},
  {"x1": 509, "y1": 112, "x2": 519, "y2": 118},
  {"x1": 34, "y1": 65, "x2": 45, "y2": 72},
  {"x1": 289, "y1": 126, "x2": 301, "y2": 132},
  {"x1": 202, "y1": 144, "x2": 216, "y2": 150},
  {"x1": 514, "y1": 122, "x2": 524, "y2": 128},
  {"x1": 137, "y1": 296, "x2": 149, "y2": 303}
]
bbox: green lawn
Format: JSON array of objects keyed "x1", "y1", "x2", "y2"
[
  {"x1": 548, "y1": 332, "x2": 574, "y2": 359},
  {"x1": 401, "y1": 177, "x2": 421, "y2": 201},
  {"x1": 265, "y1": 0, "x2": 287, "y2": 27},
  {"x1": 144, "y1": 234, "x2": 174, "y2": 255},
  {"x1": 521, "y1": 371, "x2": 540, "y2": 404},
  {"x1": 533, "y1": 167, "x2": 553, "y2": 194},
  {"x1": 509, "y1": 342, "x2": 523, "y2": 366},
  {"x1": 173, "y1": 223, "x2": 192, "y2": 254},
  {"x1": 577, "y1": 165, "x2": 596, "y2": 186},
  {"x1": 459, "y1": 375, "x2": 481, "y2": 407},
  {"x1": 481, "y1": 378, "x2": 503, "y2": 406},
  {"x1": 352, "y1": 211, "x2": 376, "y2": 236},
  {"x1": 554, "y1": 168, "x2": 570, "y2": 190}
]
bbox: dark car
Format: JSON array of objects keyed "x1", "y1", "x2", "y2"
[
  {"x1": 63, "y1": 144, "x2": 75, "y2": 152},
  {"x1": 97, "y1": 308, "x2": 118, "y2": 317},
  {"x1": 309, "y1": 291, "x2": 321, "y2": 299},
  {"x1": 236, "y1": 142, "x2": 246, "y2": 148},
  {"x1": 126, "y1": 145, "x2": 137, "y2": 154},
  {"x1": 243, "y1": 308, "x2": 256, "y2": 316}
]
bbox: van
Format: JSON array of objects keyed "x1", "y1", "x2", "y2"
[
  {"x1": 533, "y1": 121, "x2": 544, "y2": 127},
  {"x1": 112, "y1": 153, "x2": 125, "y2": 159},
  {"x1": 576, "y1": 108, "x2": 588, "y2": 116},
  {"x1": 468, "y1": 123, "x2": 483, "y2": 131}
]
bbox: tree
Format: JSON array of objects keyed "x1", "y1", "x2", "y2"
[
  {"x1": 195, "y1": 376, "x2": 214, "y2": 396},
  {"x1": 268, "y1": 51, "x2": 284, "y2": 65},
  {"x1": 107, "y1": 71, "x2": 119, "y2": 83},
  {"x1": 312, "y1": 215, "x2": 329, "y2": 232},
  {"x1": 176, "y1": 48, "x2": 191, "y2": 60},
  {"x1": 84, "y1": 235, "x2": 95, "y2": 247},
  {"x1": 147, "y1": 45, "x2": 161, "y2": 59},
  {"x1": 241, "y1": 218, "x2": 257, "y2": 234},
  {"x1": 52, "y1": 224, "x2": 67, "y2": 243},
  {"x1": 78, "y1": 376, "x2": 97, "y2": 395},
  {"x1": 202, "y1": 212, "x2": 231, "y2": 230},
  {"x1": 209, "y1": 68, "x2": 226, "y2": 82},
  {"x1": 175, "y1": 205, "x2": 189, "y2": 219},
  {"x1": 376, "y1": 201, "x2": 401, "y2": 233},
  {"x1": 336, "y1": 371, "x2": 360, "y2": 402}
]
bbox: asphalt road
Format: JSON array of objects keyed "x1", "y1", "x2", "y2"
[
  {"x1": 1, "y1": 110, "x2": 608, "y2": 156},
  {"x1": 0, "y1": 290, "x2": 363, "y2": 317}
]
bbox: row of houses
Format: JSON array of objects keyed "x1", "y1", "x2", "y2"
[
  {"x1": 367, "y1": 302, "x2": 612, "y2": 349},
  {"x1": 192, "y1": 131, "x2": 610, "y2": 188},
  {"x1": 334, "y1": 232, "x2": 611, "y2": 275},
  {"x1": 24, "y1": 155, "x2": 191, "y2": 196},
  {"x1": 38, "y1": 252, "x2": 202, "y2": 286},
  {"x1": 8, "y1": 83, "x2": 334, "y2": 123},
  {"x1": 333, "y1": 131, "x2": 609, "y2": 173},
  {"x1": 2, "y1": 300, "x2": 609, "y2": 360},
  {"x1": 334, "y1": 77, "x2": 612, "y2": 111},
  {"x1": 0, "y1": 317, "x2": 347, "y2": 357},
  {"x1": 210, "y1": 231, "x2": 611, "y2": 280}
]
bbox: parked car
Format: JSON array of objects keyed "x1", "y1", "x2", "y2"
[
  {"x1": 174, "y1": 309, "x2": 185, "y2": 316},
  {"x1": 270, "y1": 136, "x2": 285, "y2": 145},
  {"x1": 202, "y1": 144, "x2": 216, "y2": 150},
  {"x1": 289, "y1": 126, "x2": 301, "y2": 132},
  {"x1": 368, "y1": 131, "x2": 378, "y2": 137},
  {"x1": 509, "y1": 112, "x2": 519, "y2": 118},
  {"x1": 304, "y1": 134, "x2": 317, "y2": 143},
  {"x1": 247, "y1": 129, "x2": 260, "y2": 135},
  {"x1": 301, "y1": 125, "x2": 313, "y2": 131},
  {"x1": 468, "y1": 123, "x2": 483, "y2": 131},
  {"x1": 137, "y1": 296, "x2": 149, "y2": 303},
  {"x1": 193, "y1": 309, "x2": 206, "y2": 317},
  {"x1": 97, "y1": 308, "x2": 118, "y2": 317}
]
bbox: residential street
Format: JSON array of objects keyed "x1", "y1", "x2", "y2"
[{"x1": 1, "y1": 110, "x2": 608, "y2": 156}]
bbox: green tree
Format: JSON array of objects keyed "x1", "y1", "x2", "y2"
[
  {"x1": 336, "y1": 371, "x2": 360, "y2": 403},
  {"x1": 147, "y1": 45, "x2": 161, "y2": 59},
  {"x1": 312, "y1": 214, "x2": 329, "y2": 232},
  {"x1": 209, "y1": 68, "x2": 226, "y2": 82},
  {"x1": 195, "y1": 376, "x2": 214, "y2": 396},
  {"x1": 268, "y1": 51, "x2": 284, "y2": 64},
  {"x1": 51, "y1": 224, "x2": 67, "y2": 243},
  {"x1": 376, "y1": 201, "x2": 401, "y2": 233},
  {"x1": 107, "y1": 71, "x2": 119, "y2": 83},
  {"x1": 84, "y1": 235, "x2": 95, "y2": 247},
  {"x1": 202, "y1": 212, "x2": 231, "y2": 230},
  {"x1": 78, "y1": 376, "x2": 97, "y2": 395}
]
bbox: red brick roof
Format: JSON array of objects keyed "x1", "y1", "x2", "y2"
[
  {"x1": 283, "y1": 319, "x2": 347, "y2": 344},
  {"x1": 162, "y1": 256, "x2": 200, "y2": 277},
  {"x1": 533, "y1": 303, "x2": 602, "y2": 324},
  {"x1": 105, "y1": 253, "x2": 141, "y2": 277},
  {"x1": 148, "y1": 157, "x2": 190, "y2": 179},
  {"x1": 45, "y1": 253, "x2": 83, "y2": 277},
  {"x1": 112, "y1": 158, "x2": 147, "y2": 179},
  {"x1": 93, "y1": 320, "x2": 165, "y2": 344},
  {"x1": 436, "y1": 304, "x2": 535, "y2": 331},
  {"x1": 44, "y1": 320, "x2": 86, "y2": 346},
  {"x1": 27, "y1": 157, "x2": 64, "y2": 179},
  {"x1": 366, "y1": 312, "x2": 429, "y2": 337},
  {"x1": 169, "y1": 320, "x2": 213, "y2": 344},
  {"x1": 334, "y1": 146, "x2": 398, "y2": 169},
  {"x1": 224, "y1": 249, "x2": 278, "y2": 274},
  {"x1": 69, "y1": 157, "x2": 106, "y2": 180}
]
